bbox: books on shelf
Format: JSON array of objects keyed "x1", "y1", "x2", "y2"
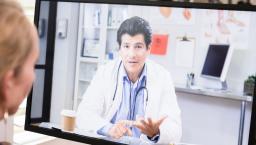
[{"x1": 107, "y1": 6, "x2": 127, "y2": 28}]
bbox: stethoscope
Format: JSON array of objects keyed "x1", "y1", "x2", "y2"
[{"x1": 112, "y1": 61, "x2": 149, "y2": 120}]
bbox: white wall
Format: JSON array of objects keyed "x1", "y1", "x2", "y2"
[{"x1": 50, "y1": 2, "x2": 79, "y2": 124}]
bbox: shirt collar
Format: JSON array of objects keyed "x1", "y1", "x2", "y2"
[{"x1": 121, "y1": 63, "x2": 147, "y2": 84}]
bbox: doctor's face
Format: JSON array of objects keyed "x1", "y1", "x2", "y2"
[{"x1": 119, "y1": 33, "x2": 150, "y2": 77}]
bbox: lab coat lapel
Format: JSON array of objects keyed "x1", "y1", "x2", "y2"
[
  {"x1": 106, "y1": 65, "x2": 124, "y2": 120},
  {"x1": 144, "y1": 60, "x2": 159, "y2": 119}
]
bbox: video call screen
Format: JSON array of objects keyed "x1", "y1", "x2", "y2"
[{"x1": 26, "y1": 0, "x2": 256, "y2": 145}]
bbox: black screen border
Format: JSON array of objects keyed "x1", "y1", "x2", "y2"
[
  {"x1": 34, "y1": 0, "x2": 256, "y2": 11},
  {"x1": 25, "y1": 0, "x2": 256, "y2": 145}
]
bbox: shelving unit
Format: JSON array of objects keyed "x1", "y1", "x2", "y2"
[{"x1": 73, "y1": 3, "x2": 129, "y2": 109}]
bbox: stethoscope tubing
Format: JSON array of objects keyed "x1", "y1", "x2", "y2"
[{"x1": 112, "y1": 61, "x2": 149, "y2": 120}]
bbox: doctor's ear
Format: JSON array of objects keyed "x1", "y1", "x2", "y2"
[{"x1": 146, "y1": 45, "x2": 151, "y2": 53}]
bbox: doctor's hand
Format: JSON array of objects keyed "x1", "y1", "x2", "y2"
[
  {"x1": 134, "y1": 116, "x2": 167, "y2": 138},
  {"x1": 108, "y1": 120, "x2": 133, "y2": 139}
]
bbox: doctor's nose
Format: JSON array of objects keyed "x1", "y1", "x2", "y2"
[{"x1": 127, "y1": 47, "x2": 137, "y2": 57}]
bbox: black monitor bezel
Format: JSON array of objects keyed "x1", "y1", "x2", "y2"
[{"x1": 25, "y1": 0, "x2": 256, "y2": 145}]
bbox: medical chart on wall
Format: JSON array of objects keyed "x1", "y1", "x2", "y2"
[
  {"x1": 202, "y1": 10, "x2": 251, "y2": 50},
  {"x1": 150, "y1": 34, "x2": 169, "y2": 55}
]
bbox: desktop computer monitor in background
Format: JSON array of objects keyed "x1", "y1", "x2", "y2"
[{"x1": 201, "y1": 44, "x2": 234, "y2": 90}]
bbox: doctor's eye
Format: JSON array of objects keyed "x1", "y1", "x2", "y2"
[
  {"x1": 135, "y1": 44, "x2": 144, "y2": 50},
  {"x1": 121, "y1": 44, "x2": 130, "y2": 49},
  {"x1": 135, "y1": 45, "x2": 143, "y2": 49}
]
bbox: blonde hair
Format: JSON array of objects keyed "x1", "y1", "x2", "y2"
[{"x1": 0, "y1": 0, "x2": 34, "y2": 99}]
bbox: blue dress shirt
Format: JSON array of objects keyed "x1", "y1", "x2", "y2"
[{"x1": 97, "y1": 64, "x2": 147, "y2": 138}]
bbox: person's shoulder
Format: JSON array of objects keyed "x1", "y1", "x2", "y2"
[{"x1": 96, "y1": 59, "x2": 120, "y2": 77}]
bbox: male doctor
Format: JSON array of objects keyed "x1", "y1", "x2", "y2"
[{"x1": 76, "y1": 16, "x2": 181, "y2": 144}]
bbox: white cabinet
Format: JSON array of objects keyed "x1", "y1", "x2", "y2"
[{"x1": 73, "y1": 3, "x2": 129, "y2": 109}]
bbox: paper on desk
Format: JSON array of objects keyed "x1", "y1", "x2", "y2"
[{"x1": 175, "y1": 38, "x2": 195, "y2": 68}]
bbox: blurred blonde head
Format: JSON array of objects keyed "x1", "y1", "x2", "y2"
[{"x1": 0, "y1": 0, "x2": 39, "y2": 119}]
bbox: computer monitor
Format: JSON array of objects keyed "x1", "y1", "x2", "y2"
[
  {"x1": 201, "y1": 44, "x2": 234, "y2": 89},
  {"x1": 25, "y1": 0, "x2": 256, "y2": 145}
]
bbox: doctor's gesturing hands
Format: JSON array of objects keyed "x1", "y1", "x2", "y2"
[
  {"x1": 108, "y1": 120, "x2": 133, "y2": 139},
  {"x1": 134, "y1": 116, "x2": 167, "y2": 138},
  {"x1": 109, "y1": 116, "x2": 167, "y2": 139}
]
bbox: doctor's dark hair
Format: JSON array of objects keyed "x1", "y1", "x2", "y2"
[{"x1": 117, "y1": 16, "x2": 152, "y2": 49}]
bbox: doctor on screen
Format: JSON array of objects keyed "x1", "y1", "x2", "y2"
[{"x1": 76, "y1": 16, "x2": 181, "y2": 144}]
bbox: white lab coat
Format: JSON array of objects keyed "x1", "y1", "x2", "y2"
[{"x1": 76, "y1": 59, "x2": 182, "y2": 144}]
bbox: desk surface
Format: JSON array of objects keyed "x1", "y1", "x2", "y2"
[{"x1": 175, "y1": 84, "x2": 253, "y2": 102}]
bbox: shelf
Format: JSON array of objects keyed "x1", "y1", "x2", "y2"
[
  {"x1": 175, "y1": 84, "x2": 253, "y2": 102},
  {"x1": 79, "y1": 78, "x2": 91, "y2": 82},
  {"x1": 107, "y1": 26, "x2": 119, "y2": 30},
  {"x1": 79, "y1": 62, "x2": 97, "y2": 83},
  {"x1": 80, "y1": 57, "x2": 99, "y2": 63},
  {"x1": 83, "y1": 26, "x2": 101, "y2": 29},
  {"x1": 77, "y1": 81, "x2": 90, "y2": 99},
  {"x1": 81, "y1": 54, "x2": 99, "y2": 58}
]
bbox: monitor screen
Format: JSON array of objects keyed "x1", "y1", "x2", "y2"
[
  {"x1": 201, "y1": 44, "x2": 231, "y2": 81},
  {"x1": 25, "y1": 0, "x2": 256, "y2": 145}
]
